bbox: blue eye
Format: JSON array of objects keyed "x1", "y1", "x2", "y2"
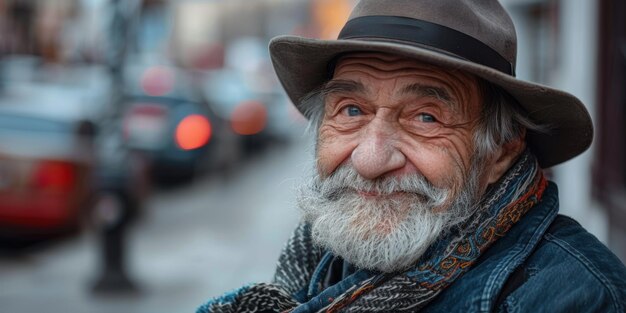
[
  {"x1": 345, "y1": 105, "x2": 363, "y2": 117},
  {"x1": 418, "y1": 113, "x2": 437, "y2": 123}
]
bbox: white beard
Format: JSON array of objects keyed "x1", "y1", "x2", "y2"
[{"x1": 297, "y1": 164, "x2": 481, "y2": 273}]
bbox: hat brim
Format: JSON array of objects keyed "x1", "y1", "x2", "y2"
[{"x1": 269, "y1": 35, "x2": 593, "y2": 168}]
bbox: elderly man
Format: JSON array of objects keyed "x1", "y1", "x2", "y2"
[{"x1": 198, "y1": 0, "x2": 626, "y2": 312}]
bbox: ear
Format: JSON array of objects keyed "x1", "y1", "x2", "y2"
[{"x1": 485, "y1": 135, "x2": 527, "y2": 185}]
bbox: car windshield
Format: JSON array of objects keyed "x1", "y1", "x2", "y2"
[
  {"x1": 0, "y1": 113, "x2": 88, "y2": 160},
  {"x1": 0, "y1": 114, "x2": 73, "y2": 133}
]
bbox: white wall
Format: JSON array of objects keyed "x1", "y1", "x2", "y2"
[{"x1": 502, "y1": 0, "x2": 608, "y2": 242}]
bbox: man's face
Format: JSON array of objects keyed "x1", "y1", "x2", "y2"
[
  {"x1": 297, "y1": 53, "x2": 491, "y2": 273},
  {"x1": 317, "y1": 53, "x2": 483, "y2": 196}
]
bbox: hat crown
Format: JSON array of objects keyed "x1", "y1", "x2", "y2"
[{"x1": 346, "y1": 0, "x2": 517, "y2": 70}]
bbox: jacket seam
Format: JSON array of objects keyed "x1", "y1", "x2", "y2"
[
  {"x1": 543, "y1": 233, "x2": 623, "y2": 312},
  {"x1": 479, "y1": 246, "x2": 522, "y2": 312},
  {"x1": 479, "y1": 205, "x2": 557, "y2": 313}
]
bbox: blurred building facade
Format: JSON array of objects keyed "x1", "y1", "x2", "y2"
[{"x1": 502, "y1": 0, "x2": 626, "y2": 263}]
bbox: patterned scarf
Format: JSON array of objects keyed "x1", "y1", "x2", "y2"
[{"x1": 197, "y1": 151, "x2": 547, "y2": 313}]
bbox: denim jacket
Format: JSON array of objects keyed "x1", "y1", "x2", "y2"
[{"x1": 299, "y1": 183, "x2": 626, "y2": 312}]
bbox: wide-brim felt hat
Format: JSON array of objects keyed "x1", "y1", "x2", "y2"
[{"x1": 269, "y1": 0, "x2": 593, "y2": 168}]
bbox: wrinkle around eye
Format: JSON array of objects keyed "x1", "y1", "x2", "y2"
[
  {"x1": 320, "y1": 120, "x2": 365, "y2": 135},
  {"x1": 400, "y1": 119, "x2": 468, "y2": 138},
  {"x1": 416, "y1": 113, "x2": 437, "y2": 123},
  {"x1": 342, "y1": 104, "x2": 364, "y2": 117},
  {"x1": 325, "y1": 97, "x2": 363, "y2": 116},
  {"x1": 326, "y1": 102, "x2": 372, "y2": 128}
]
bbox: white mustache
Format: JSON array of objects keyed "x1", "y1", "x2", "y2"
[{"x1": 313, "y1": 164, "x2": 449, "y2": 208}]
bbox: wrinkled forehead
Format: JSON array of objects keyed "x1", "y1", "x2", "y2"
[
  {"x1": 332, "y1": 52, "x2": 481, "y2": 85},
  {"x1": 330, "y1": 52, "x2": 484, "y2": 111}
]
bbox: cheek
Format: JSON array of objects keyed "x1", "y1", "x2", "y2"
[
  {"x1": 317, "y1": 125, "x2": 358, "y2": 176},
  {"x1": 404, "y1": 148, "x2": 453, "y2": 188},
  {"x1": 403, "y1": 136, "x2": 474, "y2": 188}
]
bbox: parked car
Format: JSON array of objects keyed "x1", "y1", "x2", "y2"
[
  {"x1": 204, "y1": 37, "x2": 301, "y2": 152},
  {"x1": 0, "y1": 94, "x2": 98, "y2": 237},
  {"x1": 121, "y1": 64, "x2": 240, "y2": 181},
  {"x1": 0, "y1": 57, "x2": 97, "y2": 237},
  {"x1": 203, "y1": 68, "x2": 271, "y2": 152},
  {"x1": 0, "y1": 57, "x2": 148, "y2": 238}
]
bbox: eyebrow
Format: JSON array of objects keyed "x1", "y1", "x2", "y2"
[
  {"x1": 318, "y1": 80, "x2": 459, "y2": 112},
  {"x1": 399, "y1": 83, "x2": 458, "y2": 111},
  {"x1": 319, "y1": 79, "x2": 367, "y2": 98}
]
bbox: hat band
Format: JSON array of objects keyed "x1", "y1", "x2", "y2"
[{"x1": 338, "y1": 15, "x2": 515, "y2": 76}]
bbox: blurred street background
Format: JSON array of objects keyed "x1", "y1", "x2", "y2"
[
  {"x1": 0, "y1": 135, "x2": 312, "y2": 313},
  {"x1": 0, "y1": 0, "x2": 625, "y2": 312}
]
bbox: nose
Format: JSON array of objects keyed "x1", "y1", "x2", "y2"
[{"x1": 351, "y1": 118, "x2": 406, "y2": 180}]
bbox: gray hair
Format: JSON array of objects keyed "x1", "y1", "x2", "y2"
[
  {"x1": 299, "y1": 79, "x2": 548, "y2": 159},
  {"x1": 473, "y1": 81, "x2": 548, "y2": 159}
]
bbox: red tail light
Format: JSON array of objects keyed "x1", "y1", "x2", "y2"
[
  {"x1": 175, "y1": 114, "x2": 212, "y2": 150},
  {"x1": 32, "y1": 161, "x2": 76, "y2": 192}
]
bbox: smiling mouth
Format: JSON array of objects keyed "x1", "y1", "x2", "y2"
[
  {"x1": 356, "y1": 190, "x2": 408, "y2": 198},
  {"x1": 324, "y1": 187, "x2": 429, "y2": 202},
  {"x1": 355, "y1": 189, "x2": 431, "y2": 203}
]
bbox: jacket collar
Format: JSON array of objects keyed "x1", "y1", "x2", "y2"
[{"x1": 424, "y1": 181, "x2": 560, "y2": 312}]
